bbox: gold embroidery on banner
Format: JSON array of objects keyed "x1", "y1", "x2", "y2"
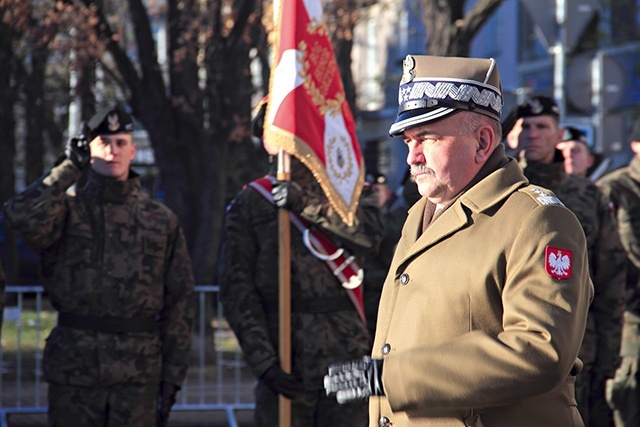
[
  {"x1": 307, "y1": 19, "x2": 327, "y2": 37},
  {"x1": 298, "y1": 38, "x2": 343, "y2": 117},
  {"x1": 326, "y1": 136, "x2": 354, "y2": 182}
]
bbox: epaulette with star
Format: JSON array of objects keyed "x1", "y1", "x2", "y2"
[{"x1": 519, "y1": 186, "x2": 564, "y2": 206}]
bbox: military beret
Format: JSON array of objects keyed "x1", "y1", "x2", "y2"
[
  {"x1": 87, "y1": 105, "x2": 134, "y2": 140},
  {"x1": 630, "y1": 117, "x2": 640, "y2": 143},
  {"x1": 562, "y1": 126, "x2": 591, "y2": 151},
  {"x1": 389, "y1": 55, "x2": 503, "y2": 137},
  {"x1": 518, "y1": 95, "x2": 560, "y2": 119}
]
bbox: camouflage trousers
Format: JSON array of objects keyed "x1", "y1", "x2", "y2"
[
  {"x1": 254, "y1": 380, "x2": 368, "y2": 427},
  {"x1": 575, "y1": 369, "x2": 614, "y2": 427},
  {"x1": 47, "y1": 382, "x2": 158, "y2": 427},
  {"x1": 607, "y1": 313, "x2": 640, "y2": 427}
]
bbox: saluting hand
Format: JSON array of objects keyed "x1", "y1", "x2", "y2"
[{"x1": 65, "y1": 134, "x2": 91, "y2": 170}]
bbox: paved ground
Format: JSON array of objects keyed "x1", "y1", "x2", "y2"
[{"x1": 5, "y1": 410, "x2": 256, "y2": 426}]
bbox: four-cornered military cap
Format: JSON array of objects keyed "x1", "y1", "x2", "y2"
[
  {"x1": 87, "y1": 105, "x2": 134, "y2": 140},
  {"x1": 389, "y1": 55, "x2": 503, "y2": 137},
  {"x1": 518, "y1": 95, "x2": 560, "y2": 119}
]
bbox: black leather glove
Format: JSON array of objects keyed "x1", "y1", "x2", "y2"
[
  {"x1": 157, "y1": 381, "x2": 179, "y2": 427},
  {"x1": 324, "y1": 356, "x2": 384, "y2": 404},
  {"x1": 260, "y1": 364, "x2": 304, "y2": 399},
  {"x1": 272, "y1": 180, "x2": 301, "y2": 210},
  {"x1": 65, "y1": 133, "x2": 91, "y2": 170}
]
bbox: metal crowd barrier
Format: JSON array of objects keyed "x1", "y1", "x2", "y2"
[{"x1": 0, "y1": 285, "x2": 255, "y2": 427}]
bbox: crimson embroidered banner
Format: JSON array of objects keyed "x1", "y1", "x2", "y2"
[{"x1": 264, "y1": 0, "x2": 364, "y2": 226}]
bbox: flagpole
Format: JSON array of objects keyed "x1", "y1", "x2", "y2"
[{"x1": 277, "y1": 148, "x2": 292, "y2": 427}]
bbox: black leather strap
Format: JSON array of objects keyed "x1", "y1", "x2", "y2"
[
  {"x1": 264, "y1": 295, "x2": 354, "y2": 314},
  {"x1": 58, "y1": 312, "x2": 157, "y2": 333}
]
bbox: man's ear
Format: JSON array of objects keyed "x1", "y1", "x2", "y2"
[
  {"x1": 475, "y1": 125, "x2": 495, "y2": 163},
  {"x1": 631, "y1": 141, "x2": 640, "y2": 155}
]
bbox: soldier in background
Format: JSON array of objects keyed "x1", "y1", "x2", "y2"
[
  {"x1": 363, "y1": 172, "x2": 399, "y2": 338},
  {"x1": 217, "y1": 100, "x2": 383, "y2": 426},
  {"x1": 518, "y1": 95, "x2": 626, "y2": 427},
  {"x1": 556, "y1": 126, "x2": 596, "y2": 179},
  {"x1": 2, "y1": 104, "x2": 195, "y2": 427},
  {"x1": 596, "y1": 118, "x2": 640, "y2": 427},
  {"x1": 363, "y1": 171, "x2": 419, "y2": 338}
]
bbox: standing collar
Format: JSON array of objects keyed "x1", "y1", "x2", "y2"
[{"x1": 80, "y1": 169, "x2": 141, "y2": 204}]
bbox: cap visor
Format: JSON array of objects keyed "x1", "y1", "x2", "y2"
[{"x1": 389, "y1": 107, "x2": 457, "y2": 137}]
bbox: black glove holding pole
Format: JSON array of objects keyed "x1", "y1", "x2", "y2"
[
  {"x1": 272, "y1": 180, "x2": 302, "y2": 210},
  {"x1": 324, "y1": 356, "x2": 384, "y2": 404}
]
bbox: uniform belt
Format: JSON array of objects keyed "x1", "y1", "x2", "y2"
[
  {"x1": 57, "y1": 312, "x2": 157, "y2": 333},
  {"x1": 265, "y1": 295, "x2": 354, "y2": 314}
]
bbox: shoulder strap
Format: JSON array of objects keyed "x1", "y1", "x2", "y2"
[{"x1": 248, "y1": 177, "x2": 366, "y2": 324}]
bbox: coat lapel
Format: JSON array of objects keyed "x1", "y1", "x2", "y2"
[
  {"x1": 397, "y1": 201, "x2": 471, "y2": 269},
  {"x1": 395, "y1": 159, "x2": 527, "y2": 272}
]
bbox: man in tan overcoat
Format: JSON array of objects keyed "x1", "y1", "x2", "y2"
[{"x1": 325, "y1": 55, "x2": 593, "y2": 427}]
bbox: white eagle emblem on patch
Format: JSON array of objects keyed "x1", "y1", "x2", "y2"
[{"x1": 545, "y1": 246, "x2": 572, "y2": 279}]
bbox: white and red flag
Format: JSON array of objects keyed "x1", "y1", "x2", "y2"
[{"x1": 264, "y1": 0, "x2": 364, "y2": 226}]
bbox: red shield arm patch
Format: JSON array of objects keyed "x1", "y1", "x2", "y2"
[{"x1": 545, "y1": 246, "x2": 573, "y2": 279}]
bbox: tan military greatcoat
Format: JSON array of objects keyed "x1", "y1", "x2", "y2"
[{"x1": 369, "y1": 158, "x2": 593, "y2": 427}]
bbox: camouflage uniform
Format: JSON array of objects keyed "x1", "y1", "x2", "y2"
[
  {"x1": 522, "y1": 155, "x2": 626, "y2": 426},
  {"x1": 217, "y1": 161, "x2": 383, "y2": 427},
  {"x1": 596, "y1": 155, "x2": 640, "y2": 427},
  {"x1": 363, "y1": 192, "x2": 406, "y2": 338},
  {"x1": 2, "y1": 159, "x2": 195, "y2": 426}
]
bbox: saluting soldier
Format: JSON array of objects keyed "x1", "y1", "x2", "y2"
[
  {"x1": 325, "y1": 55, "x2": 593, "y2": 426},
  {"x1": 3, "y1": 105, "x2": 195, "y2": 427}
]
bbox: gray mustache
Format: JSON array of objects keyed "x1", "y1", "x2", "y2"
[{"x1": 410, "y1": 164, "x2": 434, "y2": 177}]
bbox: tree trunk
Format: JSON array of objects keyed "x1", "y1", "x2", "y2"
[
  {"x1": 421, "y1": 0, "x2": 504, "y2": 56},
  {"x1": 24, "y1": 47, "x2": 48, "y2": 184},
  {"x1": 0, "y1": 18, "x2": 19, "y2": 286}
]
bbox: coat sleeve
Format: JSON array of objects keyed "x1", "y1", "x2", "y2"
[
  {"x1": 382, "y1": 203, "x2": 593, "y2": 413},
  {"x1": 159, "y1": 218, "x2": 196, "y2": 387},
  {"x1": 3, "y1": 159, "x2": 80, "y2": 250},
  {"x1": 588, "y1": 191, "x2": 626, "y2": 378},
  {"x1": 217, "y1": 190, "x2": 279, "y2": 379}
]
